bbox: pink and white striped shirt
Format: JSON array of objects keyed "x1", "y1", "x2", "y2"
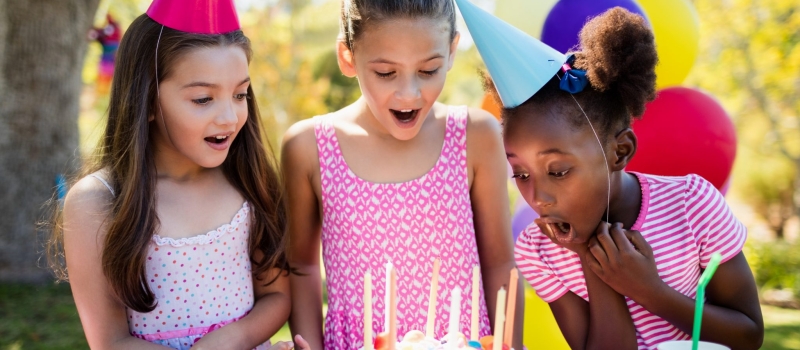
[{"x1": 515, "y1": 172, "x2": 747, "y2": 349}]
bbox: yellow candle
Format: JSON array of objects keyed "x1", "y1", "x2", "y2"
[
  {"x1": 364, "y1": 272, "x2": 373, "y2": 350},
  {"x1": 503, "y1": 268, "x2": 519, "y2": 347},
  {"x1": 425, "y1": 258, "x2": 441, "y2": 337},
  {"x1": 492, "y1": 287, "x2": 507, "y2": 350},
  {"x1": 388, "y1": 267, "x2": 397, "y2": 350},
  {"x1": 470, "y1": 265, "x2": 480, "y2": 340}
]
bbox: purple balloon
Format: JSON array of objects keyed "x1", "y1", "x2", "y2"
[
  {"x1": 541, "y1": 0, "x2": 649, "y2": 54},
  {"x1": 512, "y1": 198, "x2": 539, "y2": 243}
]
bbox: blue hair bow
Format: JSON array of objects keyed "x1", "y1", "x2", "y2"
[{"x1": 559, "y1": 55, "x2": 589, "y2": 94}]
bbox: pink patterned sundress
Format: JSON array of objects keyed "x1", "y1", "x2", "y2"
[{"x1": 315, "y1": 106, "x2": 491, "y2": 349}]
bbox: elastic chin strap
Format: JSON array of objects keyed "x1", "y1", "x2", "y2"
[
  {"x1": 558, "y1": 65, "x2": 611, "y2": 223},
  {"x1": 154, "y1": 25, "x2": 175, "y2": 146},
  {"x1": 570, "y1": 94, "x2": 611, "y2": 223}
]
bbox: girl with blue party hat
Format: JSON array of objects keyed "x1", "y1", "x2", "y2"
[
  {"x1": 48, "y1": 0, "x2": 308, "y2": 348},
  {"x1": 456, "y1": 0, "x2": 763, "y2": 349},
  {"x1": 282, "y1": 0, "x2": 523, "y2": 348}
]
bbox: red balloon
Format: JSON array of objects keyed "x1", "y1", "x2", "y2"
[{"x1": 626, "y1": 87, "x2": 736, "y2": 191}]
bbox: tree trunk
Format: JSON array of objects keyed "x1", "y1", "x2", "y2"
[
  {"x1": 0, "y1": 0, "x2": 100, "y2": 282},
  {"x1": 774, "y1": 224, "x2": 785, "y2": 240}
]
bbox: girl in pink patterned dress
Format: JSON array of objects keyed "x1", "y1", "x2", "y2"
[
  {"x1": 50, "y1": 1, "x2": 308, "y2": 349},
  {"x1": 281, "y1": 1, "x2": 523, "y2": 349}
]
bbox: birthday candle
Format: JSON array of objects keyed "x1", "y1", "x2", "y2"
[
  {"x1": 449, "y1": 286, "x2": 463, "y2": 335},
  {"x1": 425, "y1": 258, "x2": 441, "y2": 337},
  {"x1": 492, "y1": 287, "x2": 507, "y2": 350},
  {"x1": 385, "y1": 262, "x2": 393, "y2": 332},
  {"x1": 503, "y1": 268, "x2": 519, "y2": 347},
  {"x1": 364, "y1": 272, "x2": 373, "y2": 350},
  {"x1": 470, "y1": 265, "x2": 480, "y2": 340},
  {"x1": 388, "y1": 266, "x2": 397, "y2": 350}
]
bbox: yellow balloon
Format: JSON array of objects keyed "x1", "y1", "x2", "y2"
[
  {"x1": 493, "y1": 0, "x2": 559, "y2": 39},
  {"x1": 636, "y1": 0, "x2": 700, "y2": 89},
  {"x1": 523, "y1": 284, "x2": 570, "y2": 349}
]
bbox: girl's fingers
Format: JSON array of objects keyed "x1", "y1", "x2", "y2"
[
  {"x1": 268, "y1": 341, "x2": 294, "y2": 350},
  {"x1": 294, "y1": 334, "x2": 310, "y2": 350},
  {"x1": 610, "y1": 222, "x2": 636, "y2": 253},
  {"x1": 584, "y1": 248, "x2": 603, "y2": 275},
  {"x1": 588, "y1": 235, "x2": 609, "y2": 267},
  {"x1": 595, "y1": 222, "x2": 619, "y2": 257},
  {"x1": 625, "y1": 230, "x2": 654, "y2": 257}
]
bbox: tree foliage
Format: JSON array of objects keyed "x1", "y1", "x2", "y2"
[{"x1": 687, "y1": 0, "x2": 800, "y2": 239}]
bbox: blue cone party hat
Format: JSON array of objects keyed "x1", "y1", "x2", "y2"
[{"x1": 456, "y1": 0, "x2": 566, "y2": 108}]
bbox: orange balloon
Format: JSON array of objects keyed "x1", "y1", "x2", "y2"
[{"x1": 480, "y1": 92, "x2": 503, "y2": 121}]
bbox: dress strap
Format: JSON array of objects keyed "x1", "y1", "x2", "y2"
[
  {"x1": 313, "y1": 114, "x2": 340, "y2": 176},
  {"x1": 89, "y1": 173, "x2": 115, "y2": 197},
  {"x1": 446, "y1": 105, "x2": 469, "y2": 148}
]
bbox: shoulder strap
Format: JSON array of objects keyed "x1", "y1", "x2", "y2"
[{"x1": 89, "y1": 173, "x2": 116, "y2": 197}]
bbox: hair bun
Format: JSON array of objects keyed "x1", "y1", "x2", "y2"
[{"x1": 573, "y1": 7, "x2": 658, "y2": 117}]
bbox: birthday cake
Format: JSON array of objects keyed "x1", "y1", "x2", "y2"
[
  {"x1": 361, "y1": 261, "x2": 516, "y2": 350},
  {"x1": 367, "y1": 330, "x2": 505, "y2": 350}
]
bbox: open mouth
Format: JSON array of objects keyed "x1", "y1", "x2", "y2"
[
  {"x1": 204, "y1": 135, "x2": 229, "y2": 144},
  {"x1": 537, "y1": 218, "x2": 578, "y2": 244},
  {"x1": 390, "y1": 109, "x2": 420, "y2": 123}
]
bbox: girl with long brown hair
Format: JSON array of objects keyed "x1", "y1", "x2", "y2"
[{"x1": 48, "y1": 1, "x2": 309, "y2": 348}]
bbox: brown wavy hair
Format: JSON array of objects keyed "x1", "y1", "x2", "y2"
[
  {"x1": 47, "y1": 15, "x2": 288, "y2": 313},
  {"x1": 488, "y1": 7, "x2": 658, "y2": 140},
  {"x1": 339, "y1": 0, "x2": 458, "y2": 51}
]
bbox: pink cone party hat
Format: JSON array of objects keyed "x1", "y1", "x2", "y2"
[{"x1": 146, "y1": 0, "x2": 240, "y2": 34}]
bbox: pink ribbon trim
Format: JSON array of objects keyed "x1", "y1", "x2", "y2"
[{"x1": 132, "y1": 314, "x2": 245, "y2": 342}]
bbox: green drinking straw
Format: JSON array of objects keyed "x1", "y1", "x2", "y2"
[{"x1": 693, "y1": 252, "x2": 723, "y2": 350}]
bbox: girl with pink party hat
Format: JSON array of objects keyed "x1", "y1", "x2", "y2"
[
  {"x1": 282, "y1": 0, "x2": 523, "y2": 349},
  {"x1": 48, "y1": 1, "x2": 309, "y2": 349}
]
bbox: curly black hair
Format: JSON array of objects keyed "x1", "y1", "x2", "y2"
[{"x1": 489, "y1": 7, "x2": 658, "y2": 140}]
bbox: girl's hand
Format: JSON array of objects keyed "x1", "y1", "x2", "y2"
[
  {"x1": 267, "y1": 335, "x2": 310, "y2": 350},
  {"x1": 293, "y1": 335, "x2": 311, "y2": 350},
  {"x1": 584, "y1": 222, "x2": 667, "y2": 299},
  {"x1": 267, "y1": 341, "x2": 294, "y2": 350}
]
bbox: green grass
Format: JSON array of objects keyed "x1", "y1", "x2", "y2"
[
  {"x1": 0, "y1": 283, "x2": 294, "y2": 349},
  {"x1": 0, "y1": 283, "x2": 88, "y2": 350},
  {"x1": 2, "y1": 283, "x2": 799, "y2": 349},
  {"x1": 762, "y1": 304, "x2": 800, "y2": 349}
]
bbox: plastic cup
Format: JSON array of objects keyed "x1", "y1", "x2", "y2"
[{"x1": 657, "y1": 340, "x2": 729, "y2": 350}]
